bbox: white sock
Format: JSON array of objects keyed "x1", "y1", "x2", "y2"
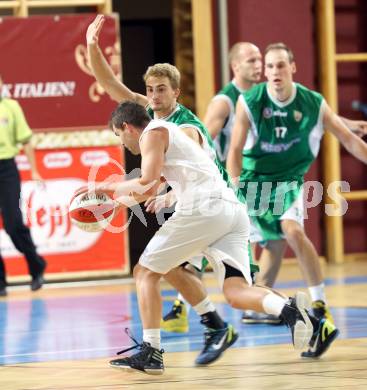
[
  {"x1": 143, "y1": 328, "x2": 161, "y2": 350},
  {"x1": 192, "y1": 296, "x2": 216, "y2": 315},
  {"x1": 308, "y1": 283, "x2": 326, "y2": 303},
  {"x1": 262, "y1": 293, "x2": 287, "y2": 316},
  {"x1": 177, "y1": 293, "x2": 191, "y2": 314}
]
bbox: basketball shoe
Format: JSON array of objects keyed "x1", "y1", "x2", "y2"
[
  {"x1": 109, "y1": 329, "x2": 164, "y2": 375},
  {"x1": 311, "y1": 300, "x2": 334, "y2": 324},
  {"x1": 301, "y1": 318, "x2": 339, "y2": 358},
  {"x1": 195, "y1": 323, "x2": 238, "y2": 365},
  {"x1": 161, "y1": 299, "x2": 189, "y2": 333},
  {"x1": 280, "y1": 292, "x2": 314, "y2": 349}
]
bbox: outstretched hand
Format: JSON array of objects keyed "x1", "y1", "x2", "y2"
[
  {"x1": 86, "y1": 14, "x2": 105, "y2": 45},
  {"x1": 350, "y1": 120, "x2": 367, "y2": 138}
]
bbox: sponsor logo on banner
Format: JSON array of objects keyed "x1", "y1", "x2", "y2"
[
  {"x1": 43, "y1": 152, "x2": 72, "y2": 168},
  {"x1": 81, "y1": 150, "x2": 110, "y2": 167},
  {"x1": 0, "y1": 179, "x2": 101, "y2": 257},
  {"x1": 2, "y1": 82, "x2": 76, "y2": 99}
]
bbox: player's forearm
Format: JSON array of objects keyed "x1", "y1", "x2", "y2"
[
  {"x1": 340, "y1": 117, "x2": 353, "y2": 129},
  {"x1": 98, "y1": 177, "x2": 161, "y2": 201},
  {"x1": 88, "y1": 42, "x2": 132, "y2": 103},
  {"x1": 22, "y1": 142, "x2": 39, "y2": 176},
  {"x1": 343, "y1": 136, "x2": 367, "y2": 164},
  {"x1": 226, "y1": 149, "x2": 242, "y2": 183},
  {"x1": 88, "y1": 43, "x2": 115, "y2": 87},
  {"x1": 115, "y1": 193, "x2": 151, "y2": 207}
]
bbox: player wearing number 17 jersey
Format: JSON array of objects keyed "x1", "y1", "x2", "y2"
[{"x1": 227, "y1": 42, "x2": 367, "y2": 356}]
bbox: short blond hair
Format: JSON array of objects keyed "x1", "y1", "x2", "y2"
[
  {"x1": 265, "y1": 42, "x2": 295, "y2": 63},
  {"x1": 143, "y1": 63, "x2": 181, "y2": 89}
]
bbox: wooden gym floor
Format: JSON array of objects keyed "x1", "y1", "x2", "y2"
[{"x1": 0, "y1": 260, "x2": 366, "y2": 390}]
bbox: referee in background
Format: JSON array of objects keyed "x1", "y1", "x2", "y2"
[{"x1": 0, "y1": 75, "x2": 46, "y2": 296}]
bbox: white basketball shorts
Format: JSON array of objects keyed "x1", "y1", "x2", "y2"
[{"x1": 139, "y1": 198, "x2": 252, "y2": 286}]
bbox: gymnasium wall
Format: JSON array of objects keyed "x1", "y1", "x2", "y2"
[{"x1": 334, "y1": 0, "x2": 367, "y2": 254}]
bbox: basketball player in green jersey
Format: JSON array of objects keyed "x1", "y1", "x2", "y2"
[
  {"x1": 227, "y1": 42, "x2": 367, "y2": 356},
  {"x1": 87, "y1": 14, "x2": 255, "y2": 365},
  {"x1": 204, "y1": 42, "x2": 262, "y2": 164}
]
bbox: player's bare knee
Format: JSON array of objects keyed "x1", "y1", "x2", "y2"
[
  {"x1": 223, "y1": 283, "x2": 245, "y2": 309},
  {"x1": 133, "y1": 263, "x2": 150, "y2": 280},
  {"x1": 223, "y1": 289, "x2": 237, "y2": 308},
  {"x1": 282, "y1": 221, "x2": 305, "y2": 246},
  {"x1": 134, "y1": 264, "x2": 162, "y2": 287},
  {"x1": 265, "y1": 239, "x2": 287, "y2": 252},
  {"x1": 132, "y1": 263, "x2": 143, "y2": 280}
]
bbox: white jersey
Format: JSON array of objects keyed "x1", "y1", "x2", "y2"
[{"x1": 141, "y1": 119, "x2": 237, "y2": 210}]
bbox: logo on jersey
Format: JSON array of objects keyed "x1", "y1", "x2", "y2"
[
  {"x1": 293, "y1": 110, "x2": 303, "y2": 122},
  {"x1": 263, "y1": 107, "x2": 273, "y2": 118},
  {"x1": 273, "y1": 110, "x2": 287, "y2": 117}
]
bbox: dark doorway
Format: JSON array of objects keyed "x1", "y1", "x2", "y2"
[{"x1": 113, "y1": 1, "x2": 174, "y2": 270}]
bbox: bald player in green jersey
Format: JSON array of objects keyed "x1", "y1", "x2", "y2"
[
  {"x1": 204, "y1": 42, "x2": 262, "y2": 165},
  {"x1": 227, "y1": 43, "x2": 367, "y2": 355}
]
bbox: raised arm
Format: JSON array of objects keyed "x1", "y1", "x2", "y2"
[
  {"x1": 203, "y1": 97, "x2": 231, "y2": 140},
  {"x1": 86, "y1": 15, "x2": 148, "y2": 105},
  {"x1": 226, "y1": 97, "x2": 250, "y2": 183},
  {"x1": 323, "y1": 103, "x2": 367, "y2": 164}
]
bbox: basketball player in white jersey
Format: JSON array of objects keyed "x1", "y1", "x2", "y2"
[{"x1": 77, "y1": 101, "x2": 338, "y2": 375}]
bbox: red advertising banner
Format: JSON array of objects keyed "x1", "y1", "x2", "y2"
[
  {"x1": 0, "y1": 14, "x2": 120, "y2": 131},
  {"x1": 0, "y1": 147, "x2": 129, "y2": 277}
]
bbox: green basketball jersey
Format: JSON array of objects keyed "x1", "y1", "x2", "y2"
[
  {"x1": 240, "y1": 82, "x2": 325, "y2": 182},
  {"x1": 212, "y1": 81, "x2": 243, "y2": 164}
]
